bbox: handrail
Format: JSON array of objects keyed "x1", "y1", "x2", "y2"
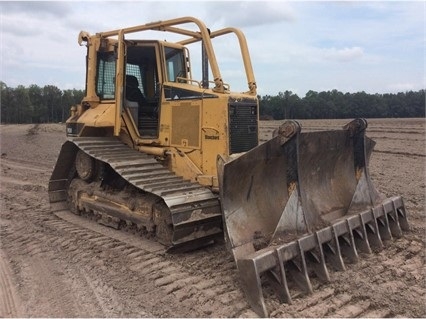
[{"x1": 80, "y1": 16, "x2": 257, "y2": 95}]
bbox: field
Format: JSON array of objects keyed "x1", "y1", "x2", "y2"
[{"x1": 0, "y1": 119, "x2": 424, "y2": 317}]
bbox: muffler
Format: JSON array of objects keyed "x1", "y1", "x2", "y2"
[{"x1": 217, "y1": 119, "x2": 409, "y2": 317}]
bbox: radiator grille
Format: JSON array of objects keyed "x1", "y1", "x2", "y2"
[{"x1": 229, "y1": 101, "x2": 258, "y2": 154}]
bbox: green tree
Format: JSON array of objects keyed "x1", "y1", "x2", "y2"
[
  {"x1": 28, "y1": 84, "x2": 47, "y2": 123},
  {"x1": 43, "y1": 85, "x2": 63, "y2": 122},
  {"x1": 13, "y1": 85, "x2": 32, "y2": 123},
  {"x1": 1, "y1": 82, "x2": 13, "y2": 123}
]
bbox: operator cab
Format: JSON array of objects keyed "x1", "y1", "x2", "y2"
[{"x1": 95, "y1": 40, "x2": 189, "y2": 138}]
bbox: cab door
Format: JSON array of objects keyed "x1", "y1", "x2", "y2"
[{"x1": 124, "y1": 42, "x2": 162, "y2": 138}]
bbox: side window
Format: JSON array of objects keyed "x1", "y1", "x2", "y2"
[
  {"x1": 96, "y1": 52, "x2": 116, "y2": 99},
  {"x1": 165, "y1": 47, "x2": 185, "y2": 82}
]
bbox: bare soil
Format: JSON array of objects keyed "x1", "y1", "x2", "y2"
[{"x1": 0, "y1": 119, "x2": 425, "y2": 317}]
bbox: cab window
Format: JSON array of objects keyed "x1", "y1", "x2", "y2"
[
  {"x1": 165, "y1": 47, "x2": 185, "y2": 82},
  {"x1": 96, "y1": 51, "x2": 116, "y2": 99}
]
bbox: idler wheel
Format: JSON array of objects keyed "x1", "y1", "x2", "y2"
[{"x1": 75, "y1": 150, "x2": 96, "y2": 182}]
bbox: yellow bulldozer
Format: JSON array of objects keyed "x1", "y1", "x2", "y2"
[{"x1": 49, "y1": 17, "x2": 409, "y2": 316}]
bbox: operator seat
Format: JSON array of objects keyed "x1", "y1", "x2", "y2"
[{"x1": 125, "y1": 75, "x2": 147, "y2": 106}]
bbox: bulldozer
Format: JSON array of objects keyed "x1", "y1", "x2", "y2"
[{"x1": 49, "y1": 17, "x2": 409, "y2": 317}]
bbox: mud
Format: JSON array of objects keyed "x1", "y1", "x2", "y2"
[{"x1": 0, "y1": 119, "x2": 424, "y2": 317}]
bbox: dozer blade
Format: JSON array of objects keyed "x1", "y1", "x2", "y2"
[{"x1": 217, "y1": 119, "x2": 409, "y2": 317}]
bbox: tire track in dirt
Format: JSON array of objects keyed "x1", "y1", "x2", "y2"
[
  {"x1": 1, "y1": 156, "x2": 130, "y2": 316},
  {"x1": 0, "y1": 250, "x2": 23, "y2": 317},
  {"x1": 53, "y1": 212, "x2": 250, "y2": 317},
  {"x1": 374, "y1": 150, "x2": 425, "y2": 157},
  {"x1": 1, "y1": 217, "x2": 118, "y2": 316}
]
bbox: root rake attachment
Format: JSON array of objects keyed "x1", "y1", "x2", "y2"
[
  {"x1": 237, "y1": 196, "x2": 409, "y2": 317},
  {"x1": 218, "y1": 119, "x2": 410, "y2": 317}
]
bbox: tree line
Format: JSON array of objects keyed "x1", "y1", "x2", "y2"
[
  {"x1": 259, "y1": 89, "x2": 425, "y2": 120},
  {"x1": 1, "y1": 82, "x2": 84, "y2": 124},
  {"x1": 0, "y1": 81, "x2": 424, "y2": 123}
]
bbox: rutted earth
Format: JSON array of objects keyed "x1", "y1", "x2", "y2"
[{"x1": 0, "y1": 119, "x2": 424, "y2": 317}]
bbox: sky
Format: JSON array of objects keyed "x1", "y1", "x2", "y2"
[{"x1": 1, "y1": 1, "x2": 424, "y2": 96}]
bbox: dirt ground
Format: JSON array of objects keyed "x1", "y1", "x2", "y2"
[{"x1": 0, "y1": 119, "x2": 424, "y2": 318}]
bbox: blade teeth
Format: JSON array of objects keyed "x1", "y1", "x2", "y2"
[
  {"x1": 310, "y1": 233, "x2": 330, "y2": 282},
  {"x1": 388, "y1": 201, "x2": 403, "y2": 237},
  {"x1": 323, "y1": 228, "x2": 346, "y2": 271},
  {"x1": 361, "y1": 209, "x2": 384, "y2": 250},
  {"x1": 275, "y1": 249, "x2": 292, "y2": 303},
  {"x1": 397, "y1": 207, "x2": 410, "y2": 231},
  {"x1": 236, "y1": 258, "x2": 269, "y2": 318},
  {"x1": 383, "y1": 201, "x2": 400, "y2": 237},
  {"x1": 289, "y1": 240, "x2": 314, "y2": 294},
  {"x1": 347, "y1": 215, "x2": 372, "y2": 254},
  {"x1": 375, "y1": 205, "x2": 394, "y2": 240},
  {"x1": 237, "y1": 197, "x2": 408, "y2": 318},
  {"x1": 334, "y1": 221, "x2": 359, "y2": 263}
]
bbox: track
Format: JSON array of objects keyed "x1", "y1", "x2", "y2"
[
  {"x1": 0, "y1": 121, "x2": 425, "y2": 317},
  {"x1": 49, "y1": 137, "x2": 223, "y2": 249}
]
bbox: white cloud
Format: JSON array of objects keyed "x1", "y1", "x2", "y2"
[
  {"x1": 321, "y1": 46, "x2": 364, "y2": 62},
  {"x1": 1, "y1": 1, "x2": 71, "y2": 18},
  {"x1": 207, "y1": 1, "x2": 296, "y2": 28}
]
